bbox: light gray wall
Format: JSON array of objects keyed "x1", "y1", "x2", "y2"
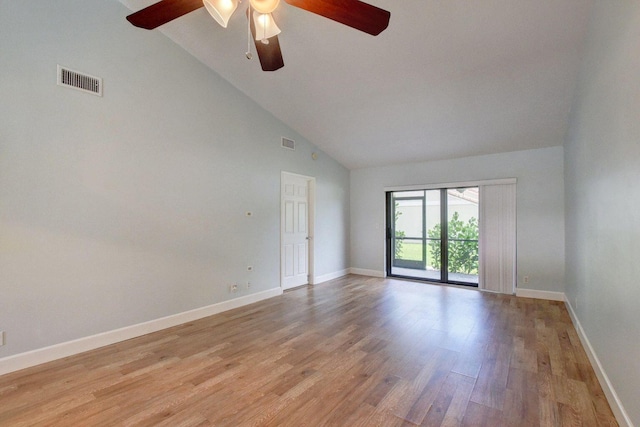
[
  {"x1": 0, "y1": 0, "x2": 349, "y2": 358},
  {"x1": 350, "y1": 146, "x2": 565, "y2": 293},
  {"x1": 564, "y1": 1, "x2": 640, "y2": 424}
]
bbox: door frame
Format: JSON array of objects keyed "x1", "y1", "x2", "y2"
[{"x1": 280, "y1": 171, "x2": 316, "y2": 289}]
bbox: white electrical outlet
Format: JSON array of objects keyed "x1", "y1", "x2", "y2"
[
  {"x1": 523, "y1": 276, "x2": 529, "y2": 284},
  {"x1": 0, "y1": 331, "x2": 5, "y2": 346},
  {"x1": 229, "y1": 284, "x2": 238, "y2": 293},
  {"x1": 247, "y1": 281, "x2": 251, "y2": 289}
]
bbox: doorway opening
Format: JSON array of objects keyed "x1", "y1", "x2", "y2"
[
  {"x1": 386, "y1": 187, "x2": 479, "y2": 286},
  {"x1": 281, "y1": 172, "x2": 315, "y2": 290}
]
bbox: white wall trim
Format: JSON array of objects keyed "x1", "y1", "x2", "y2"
[
  {"x1": 314, "y1": 269, "x2": 349, "y2": 284},
  {"x1": 564, "y1": 298, "x2": 633, "y2": 427},
  {"x1": 0, "y1": 287, "x2": 283, "y2": 376},
  {"x1": 515, "y1": 288, "x2": 565, "y2": 301},
  {"x1": 349, "y1": 268, "x2": 385, "y2": 278}
]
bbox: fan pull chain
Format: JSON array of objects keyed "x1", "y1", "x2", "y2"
[{"x1": 246, "y1": 4, "x2": 252, "y2": 59}]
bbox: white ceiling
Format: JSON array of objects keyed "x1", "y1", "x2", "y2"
[{"x1": 119, "y1": 0, "x2": 592, "y2": 169}]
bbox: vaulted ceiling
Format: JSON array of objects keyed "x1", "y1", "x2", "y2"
[{"x1": 120, "y1": 0, "x2": 592, "y2": 169}]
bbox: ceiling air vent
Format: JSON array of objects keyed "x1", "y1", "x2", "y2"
[
  {"x1": 57, "y1": 65, "x2": 103, "y2": 96},
  {"x1": 281, "y1": 137, "x2": 295, "y2": 150}
]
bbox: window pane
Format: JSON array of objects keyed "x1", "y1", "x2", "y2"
[
  {"x1": 425, "y1": 190, "x2": 441, "y2": 280},
  {"x1": 394, "y1": 198, "x2": 423, "y2": 238},
  {"x1": 447, "y1": 187, "x2": 479, "y2": 284},
  {"x1": 396, "y1": 239, "x2": 424, "y2": 262}
]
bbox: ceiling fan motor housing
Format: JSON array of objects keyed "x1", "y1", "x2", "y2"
[{"x1": 250, "y1": 0, "x2": 280, "y2": 13}]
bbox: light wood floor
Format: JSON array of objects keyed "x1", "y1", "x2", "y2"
[{"x1": 0, "y1": 275, "x2": 618, "y2": 426}]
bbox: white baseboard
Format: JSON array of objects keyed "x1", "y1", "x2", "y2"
[
  {"x1": 515, "y1": 288, "x2": 565, "y2": 301},
  {"x1": 0, "y1": 287, "x2": 283, "y2": 376},
  {"x1": 314, "y1": 269, "x2": 350, "y2": 284},
  {"x1": 564, "y1": 298, "x2": 632, "y2": 427},
  {"x1": 349, "y1": 268, "x2": 385, "y2": 278}
]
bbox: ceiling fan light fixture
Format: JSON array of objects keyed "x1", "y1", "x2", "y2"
[
  {"x1": 249, "y1": 0, "x2": 280, "y2": 14},
  {"x1": 253, "y1": 11, "x2": 281, "y2": 41},
  {"x1": 203, "y1": 0, "x2": 238, "y2": 28},
  {"x1": 126, "y1": 0, "x2": 390, "y2": 73}
]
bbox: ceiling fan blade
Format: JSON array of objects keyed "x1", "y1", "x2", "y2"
[
  {"x1": 254, "y1": 36, "x2": 285, "y2": 71},
  {"x1": 126, "y1": 0, "x2": 204, "y2": 30},
  {"x1": 284, "y1": 0, "x2": 390, "y2": 36},
  {"x1": 249, "y1": 10, "x2": 285, "y2": 71}
]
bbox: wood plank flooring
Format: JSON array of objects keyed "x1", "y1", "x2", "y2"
[{"x1": 0, "y1": 275, "x2": 618, "y2": 426}]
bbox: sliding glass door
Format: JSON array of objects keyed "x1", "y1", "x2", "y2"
[
  {"x1": 392, "y1": 192, "x2": 426, "y2": 270},
  {"x1": 445, "y1": 188, "x2": 479, "y2": 284},
  {"x1": 387, "y1": 187, "x2": 479, "y2": 286},
  {"x1": 389, "y1": 190, "x2": 441, "y2": 280}
]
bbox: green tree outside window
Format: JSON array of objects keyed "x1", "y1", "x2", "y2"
[{"x1": 427, "y1": 212, "x2": 478, "y2": 275}]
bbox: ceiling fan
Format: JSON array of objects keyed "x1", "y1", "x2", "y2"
[{"x1": 126, "y1": 0, "x2": 391, "y2": 72}]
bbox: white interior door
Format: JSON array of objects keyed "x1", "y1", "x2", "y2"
[{"x1": 281, "y1": 173, "x2": 312, "y2": 290}]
